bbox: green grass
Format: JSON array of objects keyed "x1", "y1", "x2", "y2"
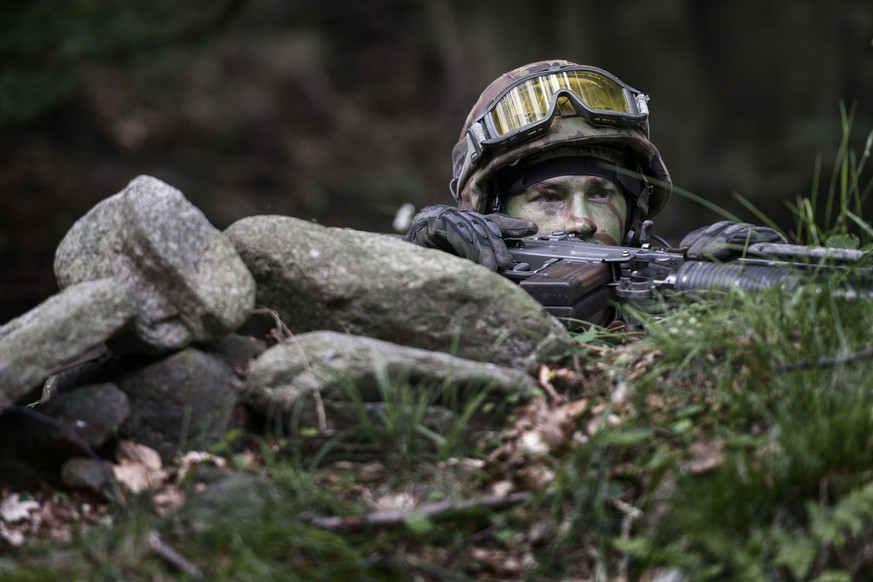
[{"x1": 609, "y1": 281, "x2": 873, "y2": 580}]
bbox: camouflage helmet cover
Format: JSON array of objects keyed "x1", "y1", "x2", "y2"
[{"x1": 451, "y1": 60, "x2": 672, "y2": 222}]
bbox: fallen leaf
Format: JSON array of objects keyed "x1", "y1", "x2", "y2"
[
  {"x1": 0, "y1": 493, "x2": 40, "y2": 523},
  {"x1": 113, "y1": 463, "x2": 168, "y2": 494},
  {"x1": 152, "y1": 488, "x2": 187, "y2": 517},
  {"x1": 486, "y1": 396, "x2": 590, "y2": 485},
  {"x1": 113, "y1": 441, "x2": 168, "y2": 493},
  {"x1": 0, "y1": 522, "x2": 25, "y2": 547},
  {"x1": 176, "y1": 451, "x2": 227, "y2": 483},
  {"x1": 116, "y1": 441, "x2": 163, "y2": 469},
  {"x1": 687, "y1": 440, "x2": 725, "y2": 474}
]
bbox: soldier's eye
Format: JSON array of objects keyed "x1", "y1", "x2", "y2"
[{"x1": 532, "y1": 192, "x2": 563, "y2": 204}]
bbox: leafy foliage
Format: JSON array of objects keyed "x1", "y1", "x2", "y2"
[{"x1": 0, "y1": 1, "x2": 247, "y2": 125}]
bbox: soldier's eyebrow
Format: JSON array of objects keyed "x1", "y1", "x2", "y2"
[{"x1": 588, "y1": 175, "x2": 616, "y2": 187}]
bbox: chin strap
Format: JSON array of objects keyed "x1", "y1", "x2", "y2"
[{"x1": 623, "y1": 168, "x2": 655, "y2": 245}]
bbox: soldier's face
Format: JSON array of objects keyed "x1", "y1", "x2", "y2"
[{"x1": 503, "y1": 175, "x2": 628, "y2": 245}]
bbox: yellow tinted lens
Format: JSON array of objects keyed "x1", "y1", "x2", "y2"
[
  {"x1": 489, "y1": 78, "x2": 553, "y2": 135},
  {"x1": 556, "y1": 71, "x2": 629, "y2": 112},
  {"x1": 488, "y1": 70, "x2": 631, "y2": 136}
]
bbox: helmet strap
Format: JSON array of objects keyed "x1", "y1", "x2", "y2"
[{"x1": 623, "y1": 164, "x2": 654, "y2": 244}]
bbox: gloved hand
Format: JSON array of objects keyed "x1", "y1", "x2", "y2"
[
  {"x1": 403, "y1": 205, "x2": 538, "y2": 271},
  {"x1": 680, "y1": 220, "x2": 787, "y2": 260}
]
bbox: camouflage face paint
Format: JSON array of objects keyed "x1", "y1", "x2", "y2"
[{"x1": 503, "y1": 175, "x2": 628, "y2": 244}]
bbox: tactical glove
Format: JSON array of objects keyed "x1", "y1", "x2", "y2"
[
  {"x1": 680, "y1": 220, "x2": 787, "y2": 260},
  {"x1": 403, "y1": 205, "x2": 538, "y2": 271}
]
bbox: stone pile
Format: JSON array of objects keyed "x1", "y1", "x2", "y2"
[{"x1": 0, "y1": 175, "x2": 572, "y2": 489}]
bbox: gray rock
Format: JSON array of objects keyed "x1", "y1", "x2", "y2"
[
  {"x1": 0, "y1": 449, "x2": 46, "y2": 489},
  {"x1": 182, "y1": 466, "x2": 277, "y2": 533},
  {"x1": 36, "y1": 383, "x2": 130, "y2": 447},
  {"x1": 244, "y1": 330, "x2": 540, "y2": 433},
  {"x1": 60, "y1": 457, "x2": 115, "y2": 493},
  {"x1": 115, "y1": 347, "x2": 240, "y2": 463},
  {"x1": 224, "y1": 215, "x2": 571, "y2": 369},
  {"x1": 11, "y1": 383, "x2": 130, "y2": 472},
  {"x1": 200, "y1": 332, "x2": 267, "y2": 377},
  {"x1": 0, "y1": 279, "x2": 135, "y2": 404},
  {"x1": 54, "y1": 175, "x2": 256, "y2": 354}
]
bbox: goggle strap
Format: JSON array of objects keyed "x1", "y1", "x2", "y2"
[
  {"x1": 451, "y1": 128, "x2": 484, "y2": 201},
  {"x1": 468, "y1": 123, "x2": 487, "y2": 158}
]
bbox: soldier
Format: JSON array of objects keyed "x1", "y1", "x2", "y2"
[{"x1": 404, "y1": 59, "x2": 784, "y2": 269}]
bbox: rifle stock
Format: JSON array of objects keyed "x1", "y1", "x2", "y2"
[{"x1": 501, "y1": 234, "x2": 872, "y2": 330}]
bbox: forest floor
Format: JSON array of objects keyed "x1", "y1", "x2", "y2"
[{"x1": 5, "y1": 275, "x2": 873, "y2": 581}]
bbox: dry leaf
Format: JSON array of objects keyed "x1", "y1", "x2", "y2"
[
  {"x1": 370, "y1": 491, "x2": 416, "y2": 512},
  {"x1": 176, "y1": 451, "x2": 227, "y2": 483},
  {"x1": 113, "y1": 463, "x2": 168, "y2": 494},
  {"x1": 113, "y1": 441, "x2": 168, "y2": 493},
  {"x1": 116, "y1": 441, "x2": 163, "y2": 469},
  {"x1": 0, "y1": 493, "x2": 40, "y2": 523},
  {"x1": 486, "y1": 396, "x2": 590, "y2": 485},
  {"x1": 490, "y1": 480, "x2": 515, "y2": 497},
  {"x1": 152, "y1": 488, "x2": 187, "y2": 517},
  {"x1": 0, "y1": 522, "x2": 25, "y2": 547},
  {"x1": 687, "y1": 440, "x2": 725, "y2": 474}
]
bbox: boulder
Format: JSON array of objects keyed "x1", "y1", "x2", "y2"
[
  {"x1": 114, "y1": 347, "x2": 240, "y2": 463},
  {"x1": 181, "y1": 465, "x2": 278, "y2": 533},
  {"x1": 60, "y1": 457, "x2": 115, "y2": 493},
  {"x1": 54, "y1": 175, "x2": 256, "y2": 354},
  {"x1": 224, "y1": 215, "x2": 572, "y2": 369},
  {"x1": 244, "y1": 330, "x2": 541, "y2": 433},
  {"x1": 200, "y1": 332, "x2": 267, "y2": 377},
  {"x1": 9, "y1": 383, "x2": 130, "y2": 473},
  {"x1": 33, "y1": 383, "x2": 130, "y2": 447},
  {"x1": 0, "y1": 279, "x2": 135, "y2": 404}
]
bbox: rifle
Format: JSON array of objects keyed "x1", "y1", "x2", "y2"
[{"x1": 501, "y1": 231, "x2": 872, "y2": 330}]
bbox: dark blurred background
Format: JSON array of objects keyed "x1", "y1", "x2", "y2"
[{"x1": 2, "y1": 0, "x2": 872, "y2": 324}]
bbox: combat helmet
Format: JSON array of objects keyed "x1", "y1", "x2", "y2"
[{"x1": 450, "y1": 59, "x2": 672, "y2": 239}]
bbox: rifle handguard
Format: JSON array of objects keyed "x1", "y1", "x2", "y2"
[{"x1": 673, "y1": 262, "x2": 802, "y2": 293}]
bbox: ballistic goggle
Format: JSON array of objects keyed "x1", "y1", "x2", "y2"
[{"x1": 452, "y1": 65, "x2": 651, "y2": 198}]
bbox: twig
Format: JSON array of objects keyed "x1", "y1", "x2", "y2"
[
  {"x1": 251, "y1": 307, "x2": 293, "y2": 340},
  {"x1": 777, "y1": 345, "x2": 873, "y2": 372},
  {"x1": 147, "y1": 530, "x2": 204, "y2": 580},
  {"x1": 40, "y1": 344, "x2": 112, "y2": 402},
  {"x1": 577, "y1": 343, "x2": 611, "y2": 357},
  {"x1": 41, "y1": 375, "x2": 60, "y2": 403},
  {"x1": 310, "y1": 491, "x2": 531, "y2": 532},
  {"x1": 613, "y1": 498, "x2": 644, "y2": 581}
]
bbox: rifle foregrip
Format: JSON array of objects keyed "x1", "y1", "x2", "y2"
[{"x1": 675, "y1": 262, "x2": 801, "y2": 293}]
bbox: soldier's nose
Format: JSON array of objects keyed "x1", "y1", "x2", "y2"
[{"x1": 564, "y1": 216, "x2": 597, "y2": 238}]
